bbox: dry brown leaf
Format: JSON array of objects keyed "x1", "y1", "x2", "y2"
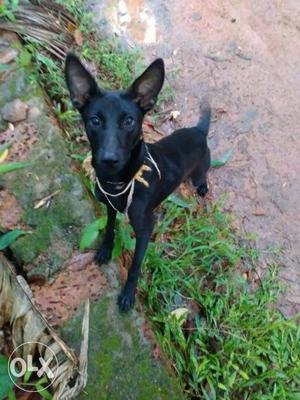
[
  {"x1": 67, "y1": 21, "x2": 76, "y2": 33},
  {"x1": 74, "y1": 29, "x2": 83, "y2": 46},
  {"x1": 253, "y1": 208, "x2": 267, "y2": 216},
  {"x1": 152, "y1": 343, "x2": 161, "y2": 360},
  {"x1": 0, "y1": 148, "x2": 8, "y2": 163},
  {"x1": 171, "y1": 307, "x2": 189, "y2": 321},
  {"x1": 0, "y1": 254, "x2": 87, "y2": 399},
  {"x1": 243, "y1": 272, "x2": 249, "y2": 280},
  {"x1": 119, "y1": 265, "x2": 128, "y2": 283},
  {"x1": 170, "y1": 110, "x2": 180, "y2": 120},
  {"x1": 0, "y1": 190, "x2": 23, "y2": 230},
  {"x1": 216, "y1": 108, "x2": 227, "y2": 114},
  {"x1": 33, "y1": 190, "x2": 60, "y2": 209}
]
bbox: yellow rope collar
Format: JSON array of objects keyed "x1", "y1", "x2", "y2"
[{"x1": 134, "y1": 164, "x2": 152, "y2": 187}]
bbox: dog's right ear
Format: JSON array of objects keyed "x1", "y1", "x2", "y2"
[{"x1": 65, "y1": 53, "x2": 99, "y2": 110}]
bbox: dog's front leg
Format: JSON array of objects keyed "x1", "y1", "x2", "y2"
[
  {"x1": 95, "y1": 205, "x2": 117, "y2": 264},
  {"x1": 118, "y1": 213, "x2": 154, "y2": 312}
]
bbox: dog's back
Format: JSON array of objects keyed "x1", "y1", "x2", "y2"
[
  {"x1": 142, "y1": 105, "x2": 211, "y2": 206},
  {"x1": 151, "y1": 104, "x2": 210, "y2": 175}
]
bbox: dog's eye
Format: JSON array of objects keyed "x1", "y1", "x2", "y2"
[
  {"x1": 123, "y1": 116, "x2": 135, "y2": 128},
  {"x1": 90, "y1": 116, "x2": 101, "y2": 126}
]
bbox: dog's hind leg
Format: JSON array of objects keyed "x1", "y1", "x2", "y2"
[
  {"x1": 95, "y1": 205, "x2": 117, "y2": 264},
  {"x1": 193, "y1": 173, "x2": 209, "y2": 197},
  {"x1": 191, "y1": 148, "x2": 210, "y2": 198}
]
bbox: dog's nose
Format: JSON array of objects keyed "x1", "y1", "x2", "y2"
[{"x1": 101, "y1": 154, "x2": 120, "y2": 167}]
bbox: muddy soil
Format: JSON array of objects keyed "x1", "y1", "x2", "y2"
[{"x1": 89, "y1": 0, "x2": 300, "y2": 318}]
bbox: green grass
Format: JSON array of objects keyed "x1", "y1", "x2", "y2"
[
  {"x1": 3, "y1": 1, "x2": 300, "y2": 399},
  {"x1": 140, "y1": 200, "x2": 300, "y2": 399},
  {"x1": 13, "y1": 0, "x2": 171, "y2": 134}
]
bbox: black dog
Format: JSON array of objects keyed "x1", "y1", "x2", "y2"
[{"x1": 65, "y1": 54, "x2": 211, "y2": 312}]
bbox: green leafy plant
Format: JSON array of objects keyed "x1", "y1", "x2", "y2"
[
  {"x1": 0, "y1": 354, "x2": 15, "y2": 400},
  {"x1": 22, "y1": 370, "x2": 52, "y2": 399},
  {"x1": 80, "y1": 214, "x2": 135, "y2": 258},
  {"x1": 0, "y1": 0, "x2": 19, "y2": 21},
  {"x1": 0, "y1": 161, "x2": 33, "y2": 174},
  {"x1": 0, "y1": 230, "x2": 30, "y2": 250},
  {"x1": 139, "y1": 200, "x2": 300, "y2": 399},
  {"x1": 211, "y1": 149, "x2": 233, "y2": 168},
  {"x1": 167, "y1": 193, "x2": 191, "y2": 208},
  {"x1": 0, "y1": 145, "x2": 33, "y2": 174},
  {"x1": 0, "y1": 147, "x2": 32, "y2": 250},
  {"x1": 0, "y1": 65, "x2": 17, "y2": 71},
  {"x1": 80, "y1": 216, "x2": 107, "y2": 251}
]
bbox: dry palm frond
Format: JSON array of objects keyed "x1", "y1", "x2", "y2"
[
  {"x1": 0, "y1": 0, "x2": 77, "y2": 59},
  {"x1": 0, "y1": 253, "x2": 89, "y2": 399}
]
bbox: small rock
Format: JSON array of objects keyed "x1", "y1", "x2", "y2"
[
  {"x1": 0, "y1": 48, "x2": 19, "y2": 64},
  {"x1": 191, "y1": 12, "x2": 202, "y2": 21},
  {"x1": 1, "y1": 99, "x2": 29, "y2": 122},
  {"x1": 28, "y1": 106, "x2": 41, "y2": 121},
  {"x1": 253, "y1": 207, "x2": 267, "y2": 216}
]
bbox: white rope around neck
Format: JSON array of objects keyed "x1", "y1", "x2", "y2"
[
  {"x1": 96, "y1": 145, "x2": 161, "y2": 216},
  {"x1": 146, "y1": 145, "x2": 161, "y2": 180}
]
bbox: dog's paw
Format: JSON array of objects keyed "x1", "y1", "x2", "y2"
[
  {"x1": 94, "y1": 243, "x2": 112, "y2": 265},
  {"x1": 117, "y1": 288, "x2": 135, "y2": 312},
  {"x1": 197, "y1": 182, "x2": 209, "y2": 198}
]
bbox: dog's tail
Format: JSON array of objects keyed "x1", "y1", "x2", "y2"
[{"x1": 197, "y1": 102, "x2": 211, "y2": 136}]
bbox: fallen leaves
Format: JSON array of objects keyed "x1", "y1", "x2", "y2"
[
  {"x1": 0, "y1": 190, "x2": 23, "y2": 230},
  {"x1": 253, "y1": 208, "x2": 267, "y2": 216},
  {"x1": 33, "y1": 190, "x2": 60, "y2": 209},
  {"x1": 142, "y1": 318, "x2": 162, "y2": 361},
  {"x1": 118, "y1": 251, "x2": 133, "y2": 283},
  {"x1": 0, "y1": 148, "x2": 8, "y2": 163},
  {"x1": 74, "y1": 29, "x2": 83, "y2": 46},
  {"x1": 170, "y1": 110, "x2": 180, "y2": 120},
  {"x1": 170, "y1": 307, "x2": 189, "y2": 323}
]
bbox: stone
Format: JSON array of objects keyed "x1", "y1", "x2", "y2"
[
  {"x1": 0, "y1": 48, "x2": 19, "y2": 65},
  {"x1": 28, "y1": 106, "x2": 41, "y2": 121},
  {"x1": 0, "y1": 69, "x2": 95, "y2": 278},
  {"x1": 191, "y1": 12, "x2": 202, "y2": 21},
  {"x1": 1, "y1": 98, "x2": 29, "y2": 122},
  {"x1": 60, "y1": 262, "x2": 184, "y2": 400}
]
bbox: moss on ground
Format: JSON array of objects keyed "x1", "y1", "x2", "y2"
[
  {"x1": 0, "y1": 67, "x2": 95, "y2": 277},
  {"x1": 61, "y1": 293, "x2": 184, "y2": 400}
]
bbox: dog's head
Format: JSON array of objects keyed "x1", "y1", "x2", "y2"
[{"x1": 65, "y1": 54, "x2": 164, "y2": 176}]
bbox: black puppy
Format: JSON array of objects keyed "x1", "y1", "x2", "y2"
[{"x1": 65, "y1": 54, "x2": 211, "y2": 312}]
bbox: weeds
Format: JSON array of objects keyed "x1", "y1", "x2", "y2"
[
  {"x1": 0, "y1": 146, "x2": 32, "y2": 250},
  {"x1": 140, "y1": 200, "x2": 300, "y2": 399}
]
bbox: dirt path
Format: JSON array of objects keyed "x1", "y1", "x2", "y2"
[{"x1": 89, "y1": 0, "x2": 300, "y2": 318}]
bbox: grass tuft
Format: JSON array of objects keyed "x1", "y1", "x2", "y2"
[{"x1": 140, "y1": 200, "x2": 300, "y2": 399}]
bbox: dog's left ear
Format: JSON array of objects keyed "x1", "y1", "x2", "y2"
[
  {"x1": 65, "y1": 53, "x2": 99, "y2": 110},
  {"x1": 128, "y1": 59, "x2": 165, "y2": 113}
]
